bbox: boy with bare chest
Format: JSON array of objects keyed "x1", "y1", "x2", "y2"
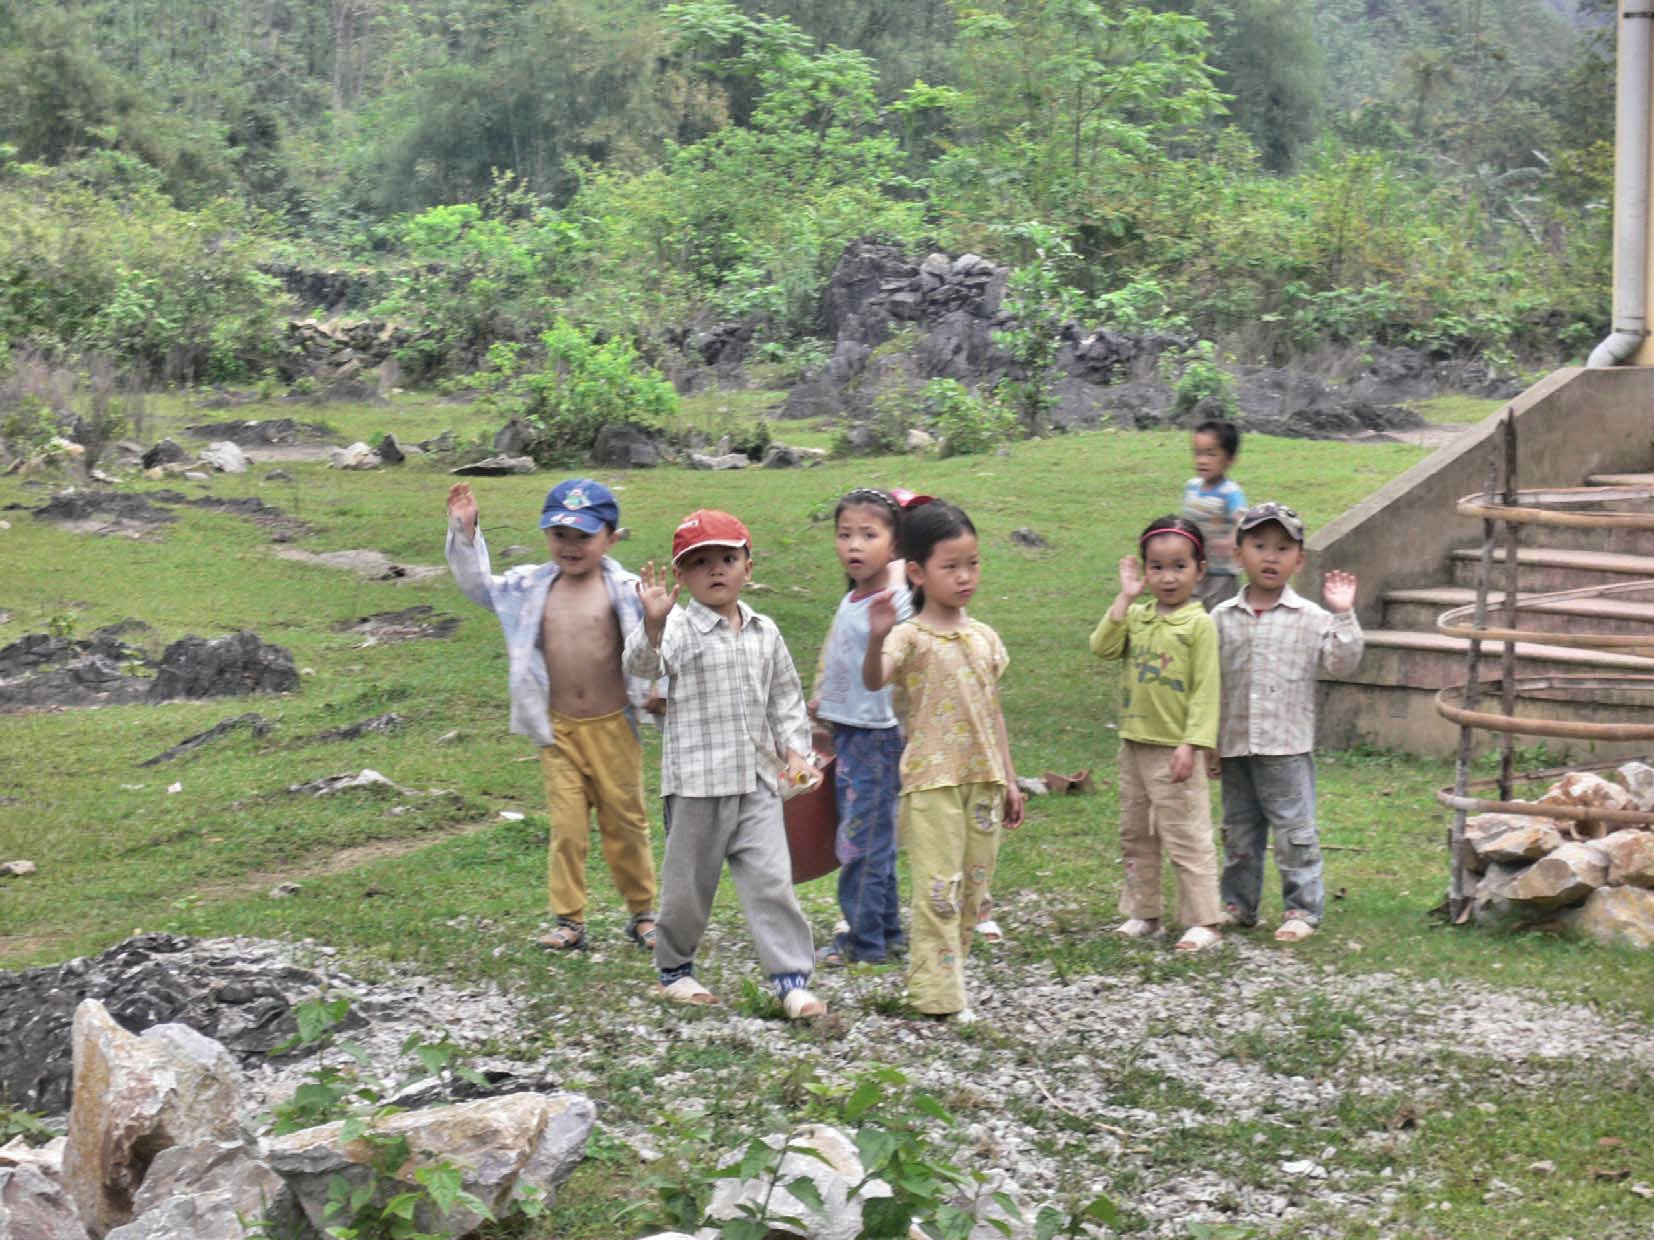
[{"x1": 446, "y1": 478, "x2": 659, "y2": 954}]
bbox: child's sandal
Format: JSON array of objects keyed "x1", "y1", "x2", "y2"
[
  {"x1": 660, "y1": 976, "x2": 718, "y2": 1006},
  {"x1": 536, "y1": 918, "x2": 587, "y2": 951},
  {"x1": 1174, "y1": 925, "x2": 1223, "y2": 953},
  {"x1": 626, "y1": 911, "x2": 658, "y2": 950}
]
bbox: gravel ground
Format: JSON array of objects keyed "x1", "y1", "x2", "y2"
[{"x1": 169, "y1": 930, "x2": 1654, "y2": 1239}]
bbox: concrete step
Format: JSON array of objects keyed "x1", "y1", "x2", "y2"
[
  {"x1": 1318, "y1": 629, "x2": 1654, "y2": 759},
  {"x1": 1488, "y1": 486, "x2": 1654, "y2": 554},
  {"x1": 1448, "y1": 546, "x2": 1654, "y2": 592},
  {"x1": 1587, "y1": 472, "x2": 1654, "y2": 488},
  {"x1": 1382, "y1": 585, "x2": 1654, "y2": 638},
  {"x1": 1334, "y1": 628, "x2": 1654, "y2": 690}
]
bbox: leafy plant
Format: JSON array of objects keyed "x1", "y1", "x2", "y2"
[
  {"x1": 920, "y1": 378, "x2": 1016, "y2": 457},
  {"x1": 0, "y1": 1104, "x2": 56, "y2": 1148},
  {"x1": 1163, "y1": 340, "x2": 1237, "y2": 418},
  {"x1": 631, "y1": 1065, "x2": 1110, "y2": 1240},
  {"x1": 257, "y1": 996, "x2": 530, "y2": 1240}
]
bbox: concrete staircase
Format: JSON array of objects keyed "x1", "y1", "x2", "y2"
[{"x1": 1317, "y1": 469, "x2": 1654, "y2": 757}]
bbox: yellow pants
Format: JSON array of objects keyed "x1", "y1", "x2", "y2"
[
  {"x1": 901, "y1": 783, "x2": 1002, "y2": 1015},
  {"x1": 1116, "y1": 739, "x2": 1221, "y2": 927},
  {"x1": 539, "y1": 709, "x2": 657, "y2": 922}
]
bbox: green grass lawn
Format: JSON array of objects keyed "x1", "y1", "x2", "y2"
[{"x1": 5, "y1": 394, "x2": 1654, "y2": 1238}]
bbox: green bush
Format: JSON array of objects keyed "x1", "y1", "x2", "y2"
[
  {"x1": 1164, "y1": 340, "x2": 1238, "y2": 417},
  {"x1": 516, "y1": 319, "x2": 677, "y2": 461},
  {"x1": 922, "y1": 378, "x2": 1016, "y2": 457},
  {"x1": 0, "y1": 160, "x2": 283, "y2": 381}
]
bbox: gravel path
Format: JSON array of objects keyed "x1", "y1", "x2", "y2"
[{"x1": 178, "y1": 932, "x2": 1654, "y2": 1239}]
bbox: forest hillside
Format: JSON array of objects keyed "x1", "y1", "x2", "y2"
[{"x1": 0, "y1": 0, "x2": 1620, "y2": 449}]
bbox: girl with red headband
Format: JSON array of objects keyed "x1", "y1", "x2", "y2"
[{"x1": 1089, "y1": 514, "x2": 1225, "y2": 952}]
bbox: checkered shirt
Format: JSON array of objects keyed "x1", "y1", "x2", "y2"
[
  {"x1": 623, "y1": 598, "x2": 810, "y2": 797},
  {"x1": 1211, "y1": 585, "x2": 1364, "y2": 758}
]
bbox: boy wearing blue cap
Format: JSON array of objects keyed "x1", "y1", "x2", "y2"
[{"x1": 446, "y1": 478, "x2": 659, "y2": 953}]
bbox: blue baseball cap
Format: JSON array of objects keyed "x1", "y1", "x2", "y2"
[{"x1": 539, "y1": 479, "x2": 619, "y2": 534}]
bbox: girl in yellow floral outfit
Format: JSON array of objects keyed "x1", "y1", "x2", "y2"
[{"x1": 863, "y1": 500, "x2": 1023, "y2": 1020}]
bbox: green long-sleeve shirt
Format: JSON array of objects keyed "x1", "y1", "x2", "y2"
[{"x1": 1089, "y1": 599, "x2": 1220, "y2": 749}]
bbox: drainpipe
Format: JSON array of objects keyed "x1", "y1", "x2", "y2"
[{"x1": 1589, "y1": 2, "x2": 1654, "y2": 367}]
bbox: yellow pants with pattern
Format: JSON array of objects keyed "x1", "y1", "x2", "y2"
[
  {"x1": 539, "y1": 709, "x2": 657, "y2": 923},
  {"x1": 901, "y1": 782, "x2": 1002, "y2": 1015}
]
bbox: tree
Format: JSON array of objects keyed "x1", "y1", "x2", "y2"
[{"x1": 932, "y1": 0, "x2": 1227, "y2": 245}]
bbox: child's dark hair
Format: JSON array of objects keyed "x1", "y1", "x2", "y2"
[
  {"x1": 903, "y1": 499, "x2": 976, "y2": 613},
  {"x1": 833, "y1": 488, "x2": 904, "y2": 590},
  {"x1": 1194, "y1": 419, "x2": 1240, "y2": 459},
  {"x1": 1138, "y1": 514, "x2": 1206, "y2": 563}
]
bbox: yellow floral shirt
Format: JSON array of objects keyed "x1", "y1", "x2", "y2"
[{"x1": 884, "y1": 618, "x2": 1009, "y2": 793}]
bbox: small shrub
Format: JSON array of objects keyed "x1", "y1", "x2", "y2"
[
  {"x1": 922, "y1": 378, "x2": 1016, "y2": 456},
  {"x1": 517, "y1": 319, "x2": 677, "y2": 462},
  {"x1": 1163, "y1": 340, "x2": 1237, "y2": 418}
]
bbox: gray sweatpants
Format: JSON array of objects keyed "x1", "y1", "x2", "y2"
[{"x1": 655, "y1": 789, "x2": 815, "y2": 979}]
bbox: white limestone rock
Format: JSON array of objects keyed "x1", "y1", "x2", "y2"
[
  {"x1": 265, "y1": 1091, "x2": 594, "y2": 1238},
  {"x1": 0, "y1": 1161, "x2": 90, "y2": 1240},
  {"x1": 61, "y1": 1002, "x2": 246, "y2": 1237},
  {"x1": 1499, "y1": 840, "x2": 1609, "y2": 910},
  {"x1": 1617, "y1": 761, "x2": 1654, "y2": 811},
  {"x1": 105, "y1": 1140, "x2": 294, "y2": 1240},
  {"x1": 705, "y1": 1123, "x2": 893, "y2": 1240},
  {"x1": 1563, "y1": 886, "x2": 1654, "y2": 949},
  {"x1": 198, "y1": 442, "x2": 249, "y2": 474},
  {"x1": 1600, "y1": 828, "x2": 1654, "y2": 888}
]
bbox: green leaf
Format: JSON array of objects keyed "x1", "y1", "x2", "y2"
[
  {"x1": 861, "y1": 1195, "x2": 914, "y2": 1238},
  {"x1": 1079, "y1": 1193, "x2": 1121, "y2": 1228},
  {"x1": 382, "y1": 1193, "x2": 421, "y2": 1220},
  {"x1": 909, "y1": 1092, "x2": 955, "y2": 1124},
  {"x1": 843, "y1": 1078, "x2": 883, "y2": 1122},
  {"x1": 784, "y1": 1175, "x2": 825, "y2": 1211}
]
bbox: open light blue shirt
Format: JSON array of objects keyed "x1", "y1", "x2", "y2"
[{"x1": 445, "y1": 516, "x2": 658, "y2": 748}]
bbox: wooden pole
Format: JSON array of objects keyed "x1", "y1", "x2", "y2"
[
  {"x1": 1499, "y1": 414, "x2": 1520, "y2": 802},
  {"x1": 1449, "y1": 449, "x2": 1500, "y2": 923}
]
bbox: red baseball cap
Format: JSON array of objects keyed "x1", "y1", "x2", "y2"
[{"x1": 672, "y1": 509, "x2": 751, "y2": 565}]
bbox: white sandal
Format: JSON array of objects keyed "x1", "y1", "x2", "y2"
[
  {"x1": 975, "y1": 918, "x2": 1004, "y2": 943},
  {"x1": 660, "y1": 976, "x2": 718, "y2": 1006},
  {"x1": 1274, "y1": 917, "x2": 1317, "y2": 943},
  {"x1": 781, "y1": 988, "x2": 826, "y2": 1020},
  {"x1": 1115, "y1": 918, "x2": 1163, "y2": 939},
  {"x1": 1174, "y1": 925, "x2": 1223, "y2": 953}
]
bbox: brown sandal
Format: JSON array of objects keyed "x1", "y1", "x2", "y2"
[
  {"x1": 626, "y1": 911, "x2": 658, "y2": 950},
  {"x1": 536, "y1": 918, "x2": 587, "y2": 951}
]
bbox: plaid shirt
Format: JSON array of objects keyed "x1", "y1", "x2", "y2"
[
  {"x1": 1212, "y1": 585, "x2": 1364, "y2": 758},
  {"x1": 623, "y1": 598, "x2": 810, "y2": 797}
]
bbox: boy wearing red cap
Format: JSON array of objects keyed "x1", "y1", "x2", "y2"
[
  {"x1": 624, "y1": 509, "x2": 825, "y2": 1019},
  {"x1": 446, "y1": 478, "x2": 659, "y2": 954}
]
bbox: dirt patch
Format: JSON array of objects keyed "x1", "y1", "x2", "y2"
[
  {"x1": 271, "y1": 546, "x2": 445, "y2": 581},
  {"x1": 334, "y1": 606, "x2": 459, "y2": 643},
  {"x1": 184, "y1": 417, "x2": 334, "y2": 446},
  {"x1": 186, "y1": 495, "x2": 309, "y2": 541},
  {"x1": 192, "y1": 817, "x2": 503, "y2": 905}
]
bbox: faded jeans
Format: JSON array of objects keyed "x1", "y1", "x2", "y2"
[
  {"x1": 832, "y1": 723, "x2": 905, "y2": 962},
  {"x1": 1219, "y1": 753, "x2": 1324, "y2": 926}
]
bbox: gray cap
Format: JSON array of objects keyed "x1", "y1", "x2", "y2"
[{"x1": 1237, "y1": 501, "x2": 1304, "y2": 543}]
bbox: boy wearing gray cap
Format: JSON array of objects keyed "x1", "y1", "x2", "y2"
[
  {"x1": 446, "y1": 478, "x2": 659, "y2": 954},
  {"x1": 1209, "y1": 502, "x2": 1362, "y2": 942}
]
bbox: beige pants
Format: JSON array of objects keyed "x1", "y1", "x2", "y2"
[
  {"x1": 539, "y1": 709, "x2": 657, "y2": 922},
  {"x1": 902, "y1": 783, "x2": 1002, "y2": 1015},
  {"x1": 1116, "y1": 739, "x2": 1221, "y2": 927}
]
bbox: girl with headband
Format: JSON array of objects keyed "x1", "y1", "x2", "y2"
[{"x1": 1089, "y1": 514, "x2": 1225, "y2": 952}]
